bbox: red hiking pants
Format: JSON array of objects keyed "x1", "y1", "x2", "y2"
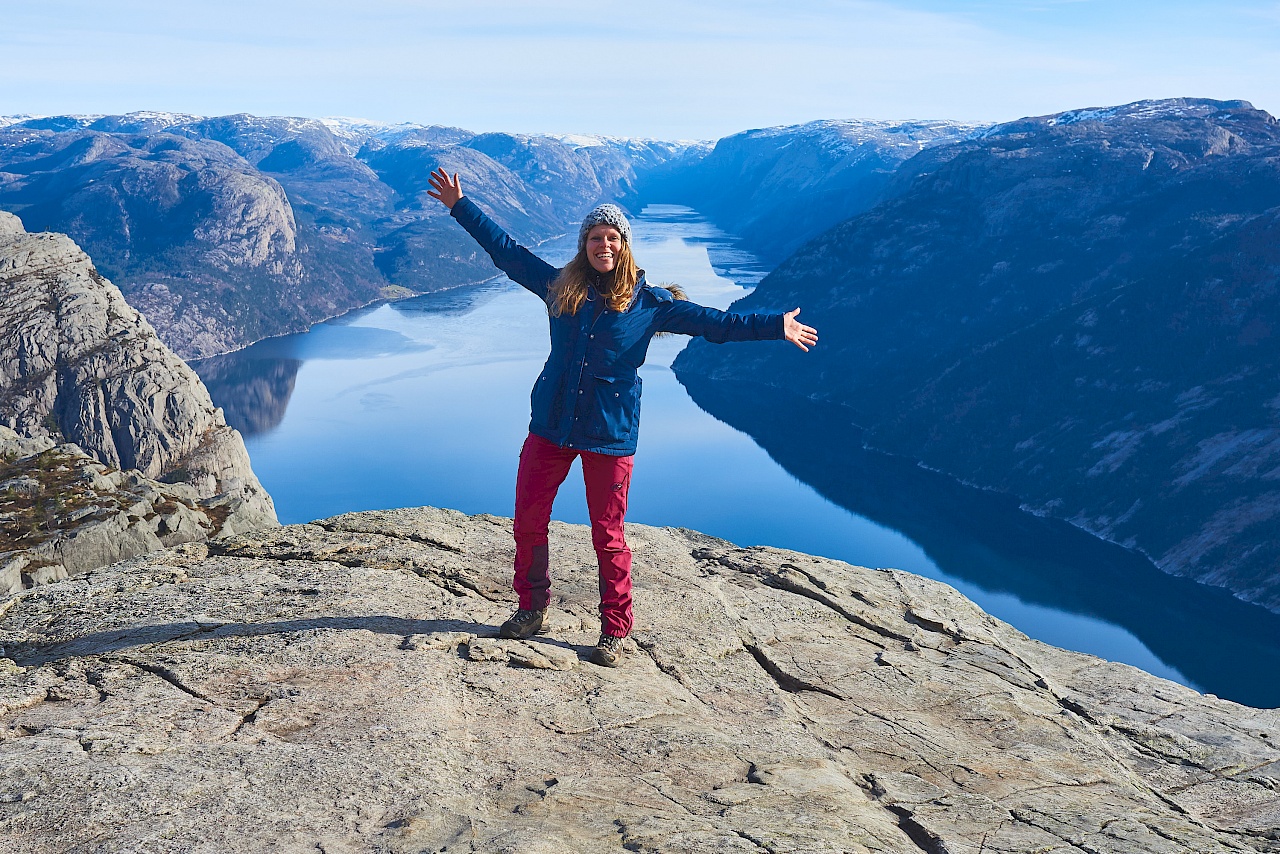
[{"x1": 513, "y1": 432, "x2": 635, "y2": 637}]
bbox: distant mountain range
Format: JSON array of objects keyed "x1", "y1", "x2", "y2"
[
  {"x1": 0, "y1": 111, "x2": 969, "y2": 358},
  {"x1": 648, "y1": 118, "x2": 981, "y2": 263},
  {"x1": 0, "y1": 113, "x2": 695, "y2": 358},
  {"x1": 674, "y1": 98, "x2": 1280, "y2": 613}
]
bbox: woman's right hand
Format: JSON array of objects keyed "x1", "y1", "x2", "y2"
[
  {"x1": 427, "y1": 168, "x2": 463, "y2": 209},
  {"x1": 783, "y1": 308, "x2": 818, "y2": 352}
]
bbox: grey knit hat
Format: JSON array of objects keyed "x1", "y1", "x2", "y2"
[{"x1": 578, "y1": 203, "x2": 632, "y2": 252}]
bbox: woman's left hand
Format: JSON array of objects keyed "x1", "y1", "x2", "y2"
[
  {"x1": 427, "y1": 168, "x2": 464, "y2": 209},
  {"x1": 783, "y1": 308, "x2": 818, "y2": 352}
]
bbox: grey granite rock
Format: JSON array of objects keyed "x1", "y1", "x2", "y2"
[
  {"x1": 0, "y1": 506, "x2": 1274, "y2": 852},
  {"x1": 0, "y1": 214, "x2": 276, "y2": 589},
  {"x1": 0, "y1": 212, "x2": 274, "y2": 504},
  {"x1": 0, "y1": 427, "x2": 274, "y2": 596}
]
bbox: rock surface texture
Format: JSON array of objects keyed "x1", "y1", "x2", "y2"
[
  {"x1": 0, "y1": 212, "x2": 276, "y2": 587},
  {"x1": 676, "y1": 98, "x2": 1280, "y2": 613},
  {"x1": 1, "y1": 506, "x2": 1276, "y2": 852}
]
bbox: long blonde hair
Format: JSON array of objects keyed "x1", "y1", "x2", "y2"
[{"x1": 549, "y1": 241, "x2": 640, "y2": 316}]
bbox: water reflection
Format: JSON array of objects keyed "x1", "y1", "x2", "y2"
[
  {"x1": 676, "y1": 372, "x2": 1280, "y2": 709},
  {"x1": 192, "y1": 305, "x2": 448, "y2": 435},
  {"x1": 192, "y1": 353, "x2": 297, "y2": 435},
  {"x1": 637, "y1": 205, "x2": 769, "y2": 288}
]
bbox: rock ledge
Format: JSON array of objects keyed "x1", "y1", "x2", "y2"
[{"x1": 1, "y1": 507, "x2": 1277, "y2": 852}]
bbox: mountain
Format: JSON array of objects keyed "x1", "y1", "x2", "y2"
[
  {"x1": 647, "y1": 118, "x2": 982, "y2": 264},
  {"x1": 0, "y1": 113, "x2": 697, "y2": 358},
  {"x1": 674, "y1": 98, "x2": 1280, "y2": 613},
  {"x1": 0, "y1": 111, "x2": 981, "y2": 359},
  {"x1": 1, "y1": 507, "x2": 1276, "y2": 851},
  {"x1": 0, "y1": 212, "x2": 276, "y2": 590}
]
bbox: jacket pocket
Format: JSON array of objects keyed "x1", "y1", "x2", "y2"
[
  {"x1": 585, "y1": 374, "x2": 640, "y2": 442},
  {"x1": 529, "y1": 372, "x2": 559, "y2": 432}
]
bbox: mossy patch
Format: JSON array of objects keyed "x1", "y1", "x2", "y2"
[
  {"x1": 1, "y1": 449, "x2": 129, "y2": 550},
  {"x1": 1, "y1": 446, "x2": 221, "y2": 554}
]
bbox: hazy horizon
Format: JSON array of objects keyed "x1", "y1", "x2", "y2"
[{"x1": 4, "y1": 1, "x2": 1278, "y2": 140}]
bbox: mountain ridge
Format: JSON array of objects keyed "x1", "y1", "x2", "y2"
[
  {"x1": 674, "y1": 96, "x2": 1280, "y2": 613},
  {"x1": 0, "y1": 112, "x2": 700, "y2": 358}
]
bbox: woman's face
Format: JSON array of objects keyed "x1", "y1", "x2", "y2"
[{"x1": 585, "y1": 225, "x2": 624, "y2": 274}]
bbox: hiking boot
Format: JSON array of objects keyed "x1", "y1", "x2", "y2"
[
  {"x1": 591, "y1": 633, "x2": 626, "y2": 667},
  {"x1": 499, "y1": 608, "x2": 548, "y2": 639}
]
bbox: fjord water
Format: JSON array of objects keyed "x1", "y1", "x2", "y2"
[{"x1": 195, "y1": 205, "x2": 1280, "y2": 708}]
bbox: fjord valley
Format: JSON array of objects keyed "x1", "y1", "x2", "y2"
[
  {"x1": 2, "y1": 99, "x2": 1280, "y2": 852},
  {"x1": 4, "y1": 100, "x2": 1280, "y2": 703}
]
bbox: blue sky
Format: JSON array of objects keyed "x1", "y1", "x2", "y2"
[{"x1": 3, "y1": 0, "x2": 1278, "y2": 139}]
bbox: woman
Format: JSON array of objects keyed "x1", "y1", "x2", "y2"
[{"x1": 427, "y1": 168, "x2": 817, "y2": 667}]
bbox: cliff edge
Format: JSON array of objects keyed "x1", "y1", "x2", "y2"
[
  {"x1": 1, "y1": 507, "x2": 1276, "y2": 852},
  {"x1": 0, "y1": 212, "x2": 277, "y2": 590}
]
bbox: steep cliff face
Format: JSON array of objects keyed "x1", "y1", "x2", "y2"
[
  {"x1": 0, "y1": 114, "x2": 697, "y2": 358},
  {"x1": 674, "y1": 98, "x2": 1280, "y2": 612},
  {"x1": 0, "y1": 212, "x2": 276, "y2": 587},
  {"x1": 0, "y1": 508, "x2": 1276, "y2": 852}
]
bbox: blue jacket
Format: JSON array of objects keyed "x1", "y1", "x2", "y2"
[{"x1": 451, "y1": 196, "x2": 786, "y2": 455}]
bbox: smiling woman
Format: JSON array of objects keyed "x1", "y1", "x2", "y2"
[
  {"x1": 425, "y1": 167, "x2": 816, "y2": 667},
  {"x1": 552, "y1": 205, "x2": 637, "y2": 316}
]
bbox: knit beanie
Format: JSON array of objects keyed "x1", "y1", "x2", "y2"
[{"x1": 578, "y1": 204, "x2": 632, "y2": 252}]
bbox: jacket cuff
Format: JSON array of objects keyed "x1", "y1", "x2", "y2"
[
  {"x1": 450, "y1": 196, "x2": 480, "y2": 225},
  {"x1": 773, "y1": 313, "x2": 787, "y2": 340}
]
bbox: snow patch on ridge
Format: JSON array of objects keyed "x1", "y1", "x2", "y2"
[{"x1": 1047, "y1": 99, "x2": 1255, "y2": 127}]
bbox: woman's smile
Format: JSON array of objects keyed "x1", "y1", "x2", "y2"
[{"x1": 586, "y1": 225, "x2": 623, "y2": 273}]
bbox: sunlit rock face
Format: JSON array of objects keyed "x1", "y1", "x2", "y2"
[
  {"x1": 675, "y1": 98, "x2": 1280, "y2": 613},
  {"x1": 0, "y1": 506, "x2": 1276, "y2": 852},
  {"x1": 0, "y1": 212, "x2": 276, "y2": 590}
]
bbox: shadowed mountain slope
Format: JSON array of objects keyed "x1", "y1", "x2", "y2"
[{"x1": 674, "y1": 98, "x2": 1280, "y2": 613}]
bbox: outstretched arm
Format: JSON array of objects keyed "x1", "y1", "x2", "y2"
[
  {"x1": 656, "y1": 299, "x2": 818, "y2": 349},
  {"x1": 783, "y1": 308, "x2": 818, "y2": 352},
  {"x1": 428, "y1": 168, "x2": 557, "y2": 298}
]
